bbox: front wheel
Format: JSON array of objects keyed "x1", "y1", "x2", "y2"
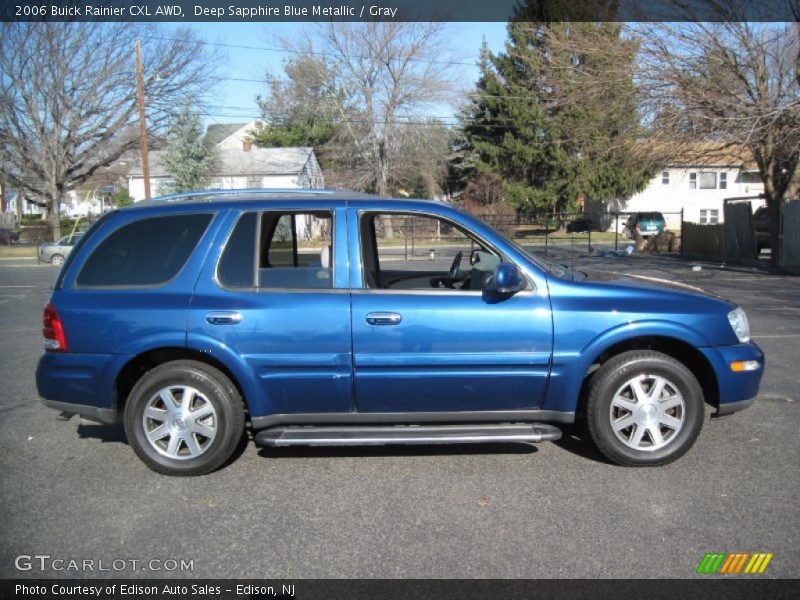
[
  {"x1": 586, "y1": 350, "x2": 704, "y2": 466},
  {"x1": 50, "y1": 254, "x2": 65, "y2": 266},
  {"x1": 124, "y1": 360, "x2": 245, "y2": 476}
]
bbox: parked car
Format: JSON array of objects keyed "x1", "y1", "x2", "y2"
[
  {"x1": 625, "y1": 212, "x2": 666, "y2": 238},
  {"x1": 37, "y1": 233, "x2": 82, "y2": 265},
  {"x1": 0, "y1": 228, "x2": 20, "y2": 245},
  {"x1": 753, "y1": 206, "x2": 771, "y2": 253},
  {"x1": 37, "y1": 190, "x2": 763, "y2": 475}
]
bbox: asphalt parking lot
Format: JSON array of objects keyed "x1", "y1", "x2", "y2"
[{"x1": 0, "y1": 253, "x2": 798, "y2": 579}]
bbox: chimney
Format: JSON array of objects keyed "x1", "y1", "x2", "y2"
[{"x1": 243, "y1": 138, "x2": 252, "y2": 153}]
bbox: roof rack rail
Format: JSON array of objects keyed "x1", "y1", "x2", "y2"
[{"x1": 151, "y1": 188, "x2": 335, "y2": 202}]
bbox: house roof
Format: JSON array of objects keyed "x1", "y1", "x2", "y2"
[
  {"x1": 645, "y1": 141, "x2": 757, "y2": 169},
  {"x1": 222, "y1": 146, "x2": 316, "y2": 177},
  {"x1": 204, "y1": 123, "x2": 247, "y2": 146},
  {"x1": 129, "y1": 146, "x2": 317, "y2": 178}
]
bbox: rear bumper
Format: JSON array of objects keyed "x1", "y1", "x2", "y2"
[
  {"x1": 36, "y1": 352, "x2": 131, "y2": 423},
  {"x1": 40, "y1": 398, "x2": 118, "y2": 424},
  {"x1": 699, "y1": 341, "x2": 764, "y2": 415}
]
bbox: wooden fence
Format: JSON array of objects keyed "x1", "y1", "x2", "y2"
[
  {"x1": 724, "y1": 202, "x2": 756, "y2": 261},
  {"x1": 781, "y1": 202, "x2": 800, "y2": 271},
  {"x1": 682, "y1": 222, "x2": 725, "y2": 259}
]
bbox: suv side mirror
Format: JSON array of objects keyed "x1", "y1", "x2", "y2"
[{"x1": 484, "y1": 263, "x2": 524, "y2": 300}]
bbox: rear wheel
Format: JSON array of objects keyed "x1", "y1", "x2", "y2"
[
  {"x1": 50, "y1": 254, "x2": 65, "y2": 266},
  {"x1": 586, "y1": 350, "x2": 703, "y2": 466},
  {"x1": 124, "y1": 360, "x2": 245, "y2": 476}
]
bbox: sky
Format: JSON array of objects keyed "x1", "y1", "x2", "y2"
[{"x1": 165, "y1": 22, "x2": 510, "y2": 127}]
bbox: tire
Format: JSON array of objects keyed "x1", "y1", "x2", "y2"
[
  {"x1": 124, "y1": 360, "x2": 245, "y2": 476},
  {"x1": 586, "y1": 350, "x2": 704, "y2": 466},
  {"x1": 50, "y1": 254, "x2": 65, "y2": 266}
]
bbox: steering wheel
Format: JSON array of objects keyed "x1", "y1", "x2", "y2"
[{"x1": 448, "y1": 251, "x2": 463, "y2": 285}]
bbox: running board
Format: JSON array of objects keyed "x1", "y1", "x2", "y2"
[{"x1": 255, "y1": 423, "x2": 562, "y2": 447}]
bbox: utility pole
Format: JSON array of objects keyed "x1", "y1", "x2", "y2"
[{"x1": 135, "y1": 39, "x2": 151, "y2": 199}]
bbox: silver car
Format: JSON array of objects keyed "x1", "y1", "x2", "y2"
[{"x1": 38, "y1": 234, "x2": 82, "y2": 266}]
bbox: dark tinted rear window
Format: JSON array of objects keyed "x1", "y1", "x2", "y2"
[
  {"x1": 218, "y1": 212, "x2": 257, "y2": 287},
  {"x1": 76, "y1": 214, "x2": 212, "y2": 287},
  {"x1": 54, "y1": 213, "x2": 115, "y2": 290}
]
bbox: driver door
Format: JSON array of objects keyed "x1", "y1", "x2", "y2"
[{"x1": 348, "y1": 209, "x2": 553, "y2": 414}]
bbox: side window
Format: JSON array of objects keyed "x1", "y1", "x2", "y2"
[
  {"x1": 217, "y1": 211, "x2": 333, "y2": 290},
  {"x1": 76, "y1": 214, "x2": 212, "y2": 287},
  {"x1": 360, "y1": 213, "x2": 500, "y2": 291},
  {"x1": 218, "y1": 212, "x2": 257, "y2": 288},
  {"x1": 266, "y1": 214, "x2": 296, "y2": 268}
]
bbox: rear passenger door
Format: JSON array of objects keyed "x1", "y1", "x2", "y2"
[{"x1": 187, "y1": 205, "x2": 353, "y2": 418}]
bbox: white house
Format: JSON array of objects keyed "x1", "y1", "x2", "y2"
[
  {"x1": 127, "y1": 121, "x2": 324, "y2": 201},
  {"x1": 588, "y1": 145, "x2": 765, "y2": 231}
]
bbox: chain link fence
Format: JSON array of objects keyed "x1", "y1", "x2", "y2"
[{"x1": 384, "y1": 211, "x2": 684, "y2": 263}]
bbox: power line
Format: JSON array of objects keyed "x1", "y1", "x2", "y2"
[
  {"x1": 216, "y1": 75, "x2": 564, "y2": 104},
  {"x1": 139, "y1": 32, "x2": 478, "y2": 68},
  {"x1": 137, "y1": 34, "x2": 623, "y2": 108}
]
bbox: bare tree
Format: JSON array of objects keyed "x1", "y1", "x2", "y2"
[
  {"x1": 636, "y1": 19, "x2": 800, "y2": 266},
  {"x1": 0, "y1": 23, "x2": 220, "y2": 239},
  {"x1": 272, "y1": 23, "x2": 460, "y2": 202},
  {"x1": 391, "y1": 119, "x2": 455, "y2": 199}
]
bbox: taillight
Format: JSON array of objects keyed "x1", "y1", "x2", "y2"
[
  {"x1": 43, "y1": 302, "x2": 67, "y2": 352},
  {"x1": 635, "y1": 223, "x2": 640, "y2": 230}
]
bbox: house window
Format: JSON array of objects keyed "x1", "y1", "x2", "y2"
[
  {"x1": 690, "y1": 172, "x2": 724, "y2": 189},
  {"x1": 661, "y1": 171, "x2": 670, "y2": 185},
  {"x1": 155, "y1": 179, "x2": 175, "y2": 195},
  {"x1": 246, "y1": 177, "x2": 262, "y2": 188},
  {"x1": 699, "y1": 172, "x2": 717, "y2": 189},
  {"x1": 699, "y1": 209, "x2": 719, "y2": 224}
]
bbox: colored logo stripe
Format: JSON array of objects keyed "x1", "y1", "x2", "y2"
[
  {"x1": 697, "y1": 552, "x2": 773, "y2": 574},
  {"x1": 744, "y1": 553, "x2": 773, "y2": 574},
  {"x1": 697, "y1": 553, "x2": 725, "y2": 573}
]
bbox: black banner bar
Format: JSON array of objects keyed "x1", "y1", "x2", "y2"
[
  {"x1": 3, "y1": 579, "x2": 800, "y2": 600},
  {"x1": 1, "y1": 0, "x2": 798, "y2": 23}
]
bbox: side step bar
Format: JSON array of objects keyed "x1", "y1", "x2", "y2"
[{"x1": 255, "y1": 423, "x2": 562, "y2": 447}]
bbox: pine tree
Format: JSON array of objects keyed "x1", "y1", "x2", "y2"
[
  {"x1": 251, "y1": 56, "x2": 340, "y2": 160},
  {"x1": 161, "y1": 103, "x2": 216, "y2": 193},
  {"x1": 462, "y1": 4, "x2": 653, "y2": 216}
]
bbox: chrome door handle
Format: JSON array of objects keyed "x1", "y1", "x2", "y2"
[
  {"x1": 366, "y1": 312, "x2": 402, "y2": 326},
  {"x1": 206, "y1": 311, "x2": 242, "y2": 325}
]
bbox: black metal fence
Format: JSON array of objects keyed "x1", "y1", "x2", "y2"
[{"x1": 382, "y1": 211, "x2": 684, "y2": 261}]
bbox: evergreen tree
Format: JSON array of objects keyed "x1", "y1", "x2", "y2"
[
  {"x1": 462, "y1": 3, "x2": 653, "y2": 215},
  {"x1": 162, "y1": 103, "x2": 216, "y2": 193},
  {"x1": 251, "y1": 56, "x2": 341, "y2": 160}
]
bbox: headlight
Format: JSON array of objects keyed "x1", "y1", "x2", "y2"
[{"x1": 727, "y1": 307, "x2": 750, "y2": 343}]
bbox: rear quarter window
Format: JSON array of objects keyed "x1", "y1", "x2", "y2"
[{"x1": 75, "y1": 214, "x2": 212, "y2": 287}]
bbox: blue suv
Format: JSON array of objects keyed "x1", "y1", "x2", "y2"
[{"x1": 37, "y1": 190, "x2": 764, "y2": 475}]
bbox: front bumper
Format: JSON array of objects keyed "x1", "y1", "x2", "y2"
[{"x1": 699, "y1": 341, "x2": 764, "y2": 415}]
